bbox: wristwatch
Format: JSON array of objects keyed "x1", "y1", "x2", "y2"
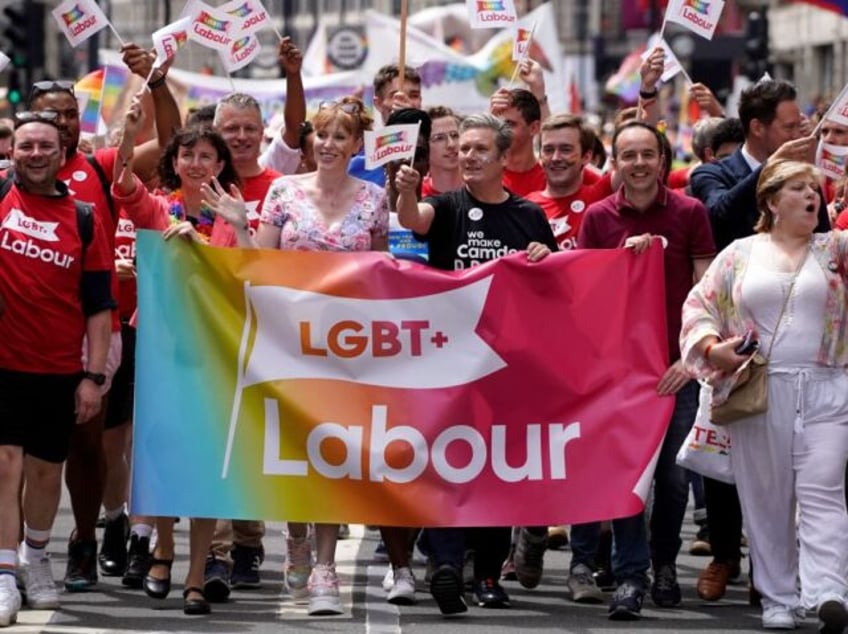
[{"x1": 82, "y1": 371, "x2": 106, "y2": 386}]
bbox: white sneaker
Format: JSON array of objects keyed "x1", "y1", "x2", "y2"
[
  {"x1": 19, "y1": 555, "x2": 59, "y2": 610},
  {"x1": 307, "y1": 564, "x2": 343, "y2": 616},
  {"x1": 381, "y1": 567, "x2": 394, "y2": 593},
  {"x1": 0, "y1": 575, "x2": 21, "y2": 627},
  {"x1": 762, "y1": 604, "x2": 797, "y2": 630},
  {"x1": 284, "y1": 536, "x2": 312, "y2": 602},
  {"x1": 387, "y1": 566, "x2": 416, "y2": 605}
]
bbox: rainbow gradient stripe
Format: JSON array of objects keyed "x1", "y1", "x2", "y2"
[
  {"x1": 197, "y1": 10, "x2": 229, "y2": 31},
  {"x1": 62, "y1": 4, "x2": 85, "y2": 26},
  {"x1": 232, "y1": 36, "x2": 251, "y2": 52},
  {"x1": 477, "y1": 0, "x2": 506, "y2": 11},
  {"x1": 227, "y1": 2, "x2": 253, "y2": 17},
  {"x1": 375, "y1": 131, "x2": 406, "y2": 147},
  {"x1": 822, "y1": 149, "x2": 846, "y2": 166},
  {"x1": 684, "y1": 0, "x2": 710, "y2": 14},
  {"x1": 74, "y1": 68, "x2": 104, "y2": 135}
]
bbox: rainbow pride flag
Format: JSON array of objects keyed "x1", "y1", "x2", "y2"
[{"x1": 74, "y1": 68, "x2": 104, "y2": 135}]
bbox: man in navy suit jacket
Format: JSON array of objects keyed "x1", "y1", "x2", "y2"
[{"x1": 690, "y1": 79, "x2": 827, "y2": 251}]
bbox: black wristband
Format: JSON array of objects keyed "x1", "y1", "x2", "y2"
[
  {"x1": 148, "y1": 74, "x2": 167, "y2": 90},
  {"x1": 639, "y1": 87, "x2": 658, "y2": 99}
]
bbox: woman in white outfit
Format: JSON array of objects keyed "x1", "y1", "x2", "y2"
[{"x1": 680, "y1": 159, "x2": 848, "y2": 633}]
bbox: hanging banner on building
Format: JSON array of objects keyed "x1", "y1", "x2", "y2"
[{"x1": 132, "y1": 233, "x2": 673, "y2": 526}]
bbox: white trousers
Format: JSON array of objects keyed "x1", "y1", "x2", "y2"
[{"x1": 730, "y1": 367, "x2": 848, "y2": 611}]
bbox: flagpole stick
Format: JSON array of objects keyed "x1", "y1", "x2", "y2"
[
  {"x1": 680, "y1": 65, "x2": 694, "y2": 86},
  {"x1": 398, "y1": 0, "x2": 409, "y2": 88},
  {"x1": 658, "y1": 16, "x2": 668, "y2": 42},
  {"x1": 509, "y1": 21, "x2": 536, "y2": 86},
  {"x1": 143, "y1": 60, "x2": 158, "y2": 93},
  {"x1": 110, "y1": 25, "x2": 127, "y2": 48},
  {"x1": 812, "y1": 83, "x2": 848, "y2": 137},
  {"x1": 227, "y1": 72, "x2": 237, "y2": 94}
]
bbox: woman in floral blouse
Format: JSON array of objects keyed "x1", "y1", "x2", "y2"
[
  {"x1": 680, "y1": 159, "x2": 848, "y2": 633},
  {"x1": 204, "y1": 95, "x2": 388, "y2": 617}
]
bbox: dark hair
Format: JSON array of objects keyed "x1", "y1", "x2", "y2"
[
  {"x1": 159, "y1": 126, "x2": 240, "y2": 192},
  {"x1": 506, "y1": 88, "x2": 541, "y2": 124},
  {"x1": 709, "y1": 117, "x2": 745, "y2": 154},
  {"x1": 0, "y1": 124, "x2": 13, "y2": 140},
  {"x1": 738, "y1": 79, "x2": 797, "y2": 136},
  {"x1": 540, "y1": 113, "x2": 595, "y2": 155},
  {"x1": 186, "y1": 104, "x2": 217, "y2": 127},
  {"x1": 426, "y1": 105, "x2": 461, "y2": 126},
  {"x1": 373, "y1": 64, "x2": 422, "y2": 98},
  {"x1": 386, "y1": 108, "x2": 432, "y2": 144},
  {"x1": 298, "y1": 121, "x2": 314, "y2": 152},
  {"x1": 591, "y1": 134, "x2": 607, "y2": 169},
  {"x1": 610, "y1": 121, "x2": 664, "y2": 159}
]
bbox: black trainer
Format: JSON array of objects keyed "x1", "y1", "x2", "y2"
[
  {"x1": 608, "y1": 580, "x2": 644, "y2": 621},
  {"x1": 819, "y1": 599, "x2": 848, "y2": 634},
  {"x1": 473, "y1": 577, "x2": 511, "y2": 608},
  {"x1": 203, "y1": 556, "x2": 231, "y2": 603},
  {"x1": 64, "y1": 539, "x2": 98, "y2": 592},
  {"x1": 122, "y1": 534, "x2": 151, "y2": 589},
  {"x1": 230, "y1": 544, "x2": 263, "y2": 589},
  {"x1": 429, "y1": 564, "x2": 467, "y2": 616},
  {"x1": 651, "y1": 563, "x2": 682, "y2": 608},
  {"x1": 99, "y1": 513, "x2": 129, "y2": 576}
]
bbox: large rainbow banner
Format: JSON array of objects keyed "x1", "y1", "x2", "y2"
[{"x1": 132, "y1": 232, "x2": 673, "y2": 526}]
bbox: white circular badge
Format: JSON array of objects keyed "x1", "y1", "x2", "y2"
[
  {"x1": 468, "y1": 207, "x2": 483, "y2": 221},
  {"x1": 570, "y1": 200, "x2": 586, "y2": 213},
  {"x1": 72, "y1": 170, "x2": 88, "y2": 182}
]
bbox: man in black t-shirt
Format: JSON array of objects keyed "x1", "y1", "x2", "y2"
[{"x1": 394, "y1": 112, "x2": 556, "y2": 615}]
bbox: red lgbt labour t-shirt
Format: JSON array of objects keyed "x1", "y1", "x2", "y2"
[{"x1": 0, "y1": 184, "x2": 112, "y2": 373}]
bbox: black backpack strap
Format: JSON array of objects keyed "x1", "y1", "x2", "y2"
[
  {"x1": 74, "y1": 200, "x2": 94, "y2": 249},
  {"x1": 0, "y1": 173, "x2": 14, "y2": 199},
  {"x1": 85, "y1": 154, "x2": 117, "y2": 224}
]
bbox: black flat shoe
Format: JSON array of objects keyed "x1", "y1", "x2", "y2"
[
  {"x1": 143, "y1": 558, "x2": 173, "y2": 599},
  {"x1": 183, "y1": 586, "x2": 211, "y2": 615}
]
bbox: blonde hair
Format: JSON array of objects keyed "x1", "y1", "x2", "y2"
[{"x1": 754, "y1": 159, "x2": 821, "y2": 233}]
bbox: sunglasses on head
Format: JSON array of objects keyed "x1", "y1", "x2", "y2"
[
  {"x1": 318, "y1": 100, "x2": 362, "y2": 115},
  {"x1": 14, "y1": 110, "x2": 59, "y2": 129},
  {"x1": 29, "y1": 80, "x2": 75, "y2": 102}
]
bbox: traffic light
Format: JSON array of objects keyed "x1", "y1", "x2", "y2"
[
  {"x1": 743, "y1": 9, "x2": 769, "y2": 81},
  {"x1": 6, "y1": 69, "x2": 22, "y2": 107}
]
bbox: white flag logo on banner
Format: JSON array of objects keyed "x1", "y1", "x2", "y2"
[
  {"x1": 665, "y1": 0, "x2": 725, "y2": 40},
  {"x1": 51, "y1": 0, "x2": 111, "y2": 47}
]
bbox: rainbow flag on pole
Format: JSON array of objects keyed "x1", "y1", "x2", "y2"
[{"x1": 75, "y1": 68, "x2": 104, "y2": 135}]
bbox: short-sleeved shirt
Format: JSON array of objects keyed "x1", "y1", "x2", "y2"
[
  {"x1": 420, "y1": 187, "x2": 558, "y2": 271},
  {"x1": 210, "y1": 167, "x2": 281, "y2": 247},
  {"x1": 60, "y1": 148, "x2": 120, "y2": 332},
  {"x1": 578, "y1": 183, "x2": 716, "y2": 361},
  {"x1": 502, "y1": 162, "x2": 546, "y2": 198},
  {"x1": 526, "y1": 174, "x2": 613, "y2": 251},
  {"x1": 0, "y1": 182, "x2": 113, "y2": 373},
  {"x1": 260, "y1": 176, "x2": 388, "y2": 251}
]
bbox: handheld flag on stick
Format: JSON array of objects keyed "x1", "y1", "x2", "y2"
[
  {"x1": 52, "y1": 0, "x2": 123, "y2": 48},
  {"x1": 220, "y1": 33, "x2": 262, "y2": 73},
  {"x1": 816, "y1": 140, "x2": 848, "y2": 181},
  {"x1": 468, "y1": 0, "x2": 517, "y2": 29},
  {"x1": 664, "y1": 0, "x2": 725, "y2": 40},
  {"x1": 364, "y1": 123, "x2": 421, "y2": 170},
  {"x1": 75, "y1": 68, "x2": 105, "y2": 135},
  {"x1": 186, "y1": 1, "x2": 236, "y2": 52},
  {"x1": 220, "y1": 0, "x2": 281, "y2": 40},
  {"x1": 812, "y1": 82, "x2": 848, "y2": 136},
  {"x1": 509, "y1": 21, "x2": 536, "y2": 85}
]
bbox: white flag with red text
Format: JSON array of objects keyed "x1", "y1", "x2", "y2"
[
  {"x1": 364, "y1": 124, "x2": 420, "y2": 170},
  {"x1": 152, "y1": 17, "x2": 192, "y2": 67},
  {"x1": 467, "y1": 0, "x2": 517, "y2": 29},
  {"x1": 219, "y1": 32, "x2": 262, "y2": 73},
  {"x1": 51, "y1": 0, "x2": 111, "y2": 48},
  {"x1": 665, "y1": 0, "x2": 725, "y2": 40},
  {"x1": 219, "y1": 0, "x2": 274, "y2": 37}
]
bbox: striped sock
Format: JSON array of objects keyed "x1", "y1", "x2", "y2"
[
  {"x1": 23, "y1": 526, "x2": 51, "y2": 563},
  {"x1": 0, "y1": 549, "x2": 16, "y2": 576}
]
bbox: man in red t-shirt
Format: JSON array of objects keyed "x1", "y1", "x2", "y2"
[
  {"x1": 28, "y1": 45, "x2": 183, "y2": 591},
  {"x1": 0, "y1": 116, "x2": 113, "y2": 623},
  {"x1": 489, "y1": 88, "x2": 546, "y2": 197},
  {"x1": 526, "y1": 114, "x2": 614, "y2": 250}
]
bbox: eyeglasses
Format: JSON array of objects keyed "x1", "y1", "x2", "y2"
[
  {"x1": 430, "y1": 131, "x2": 460, "y2": 144},
  {"x1": 318, "y1": 100, "x2": 362, "y2": 115},
  {"x1": 14, "y1": 110, "x2": 59, "y2": 129},
  {"x1": 29, "y1": 80, "x2": 75, "y2": 102}
]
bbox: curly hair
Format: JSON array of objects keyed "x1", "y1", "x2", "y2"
[{"x1": 158, "y1": 125, "x2": 240, "y2": 192}]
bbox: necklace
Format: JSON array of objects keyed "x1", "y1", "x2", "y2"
[{"x1": 165, "y1": 189, "x2": 213, "y2": 242}]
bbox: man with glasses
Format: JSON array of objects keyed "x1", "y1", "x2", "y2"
[
  {"x1": 0, "y1": 112, "x2": 114, "y2": 625},
  {"x1": 27, "y1": 45, "x2": 182, "y2": 593}
]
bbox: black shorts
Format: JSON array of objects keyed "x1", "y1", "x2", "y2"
[
  {"x1": 105, "y1": 321, "x2": 136, "y2": 430},
  {"x1": 0, "y1": 369, "x2": 81, "y2": 463}
]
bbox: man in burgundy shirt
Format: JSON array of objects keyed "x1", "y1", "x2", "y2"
[{"x1": 574, "y1": 121, "x2": 715, "y2": 620}]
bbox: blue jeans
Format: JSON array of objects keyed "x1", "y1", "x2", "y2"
[{"x1": 570, "y1": 379, "x2": 700, "y2": 584}]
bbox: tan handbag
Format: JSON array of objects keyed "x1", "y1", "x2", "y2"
[{"x1": 710, "y1": 251, "x2": 805, "y2": 426}]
